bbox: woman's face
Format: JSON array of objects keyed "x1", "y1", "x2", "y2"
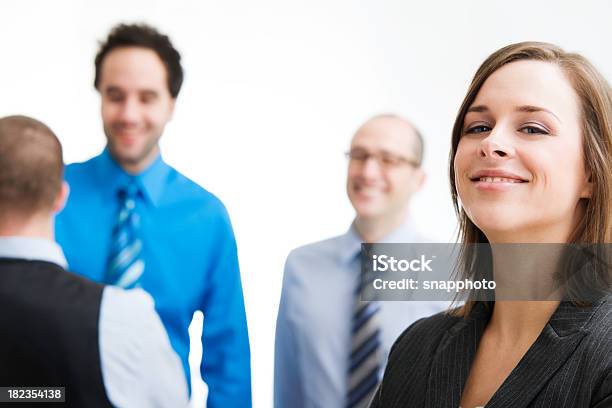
[{"x1": 454, "y1": 60, "x2": 592, "y2": 243}]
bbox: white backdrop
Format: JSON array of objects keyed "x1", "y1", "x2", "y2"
[{"x1": 2, "y1": 1, "x2": 611, "y2": 406}]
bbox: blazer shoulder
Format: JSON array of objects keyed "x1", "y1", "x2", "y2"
[
  {"x1": 589, "y1": 295, "x2": 612, "y2": 328},
  {"x1": 582, "y1": 296, "x2": 612, "y2": 355},
  {"x1": 375, "y1": 310, "x2": 462, "y2": 407},
  {"x1": 576, "y1": 297, "x2": 612, "y2": 405},
  {"x1": 388, "y1": 309, "x2": 461, "y2": 361}
]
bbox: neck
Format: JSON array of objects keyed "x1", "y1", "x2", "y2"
[
  {"x1": 491, "y1": 245, "x2": 564, "y2": 300},
  {"x1": 488, "y1": 300, "x2": 559, "y2": 344},
  {"x1": 110, "y1": 145, "x2": 160, "y2": 175},
  {"x1": 354, "y1": 210, "x2": 407, "y2": 242},
  {"x1": 487, "y1": 229, "x2": 569, "y2": 244},
  {"x1": 486, "y1": 205, "x2": 585, "y2": 244},
  {"x1": 0, "y1": 213, "x2": 54, "y2": 240}
]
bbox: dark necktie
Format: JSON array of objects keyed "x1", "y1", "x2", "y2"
[{"x1": 347, "y1": 251, "x2": 383, "y2": 408}]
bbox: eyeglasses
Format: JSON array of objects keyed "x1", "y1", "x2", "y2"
[{"x1": 345, "y1": 149, "x2": 420, "y2": 169}]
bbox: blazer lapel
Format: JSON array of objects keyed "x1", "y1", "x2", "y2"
[
  {"x1": 424, "y1": 303, "x2": 491, "y2": 408},
  {"x1": 423, "y1": 301, "x2": 598, "y2": 408},
  {"x1": 486, "y1": 302, "x2": 596, "y2": 408}
]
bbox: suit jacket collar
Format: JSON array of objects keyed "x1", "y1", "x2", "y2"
[{"x1": 425, "y1": 300, "x2": 605, "y2": 408}]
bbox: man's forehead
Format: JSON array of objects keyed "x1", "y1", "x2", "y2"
[
  {"x1": 99, "y1": 47, "x2": 168, "y2": 91},
  {"x1": 351, "y1": 118, "x2": 417, "y2": 154}
]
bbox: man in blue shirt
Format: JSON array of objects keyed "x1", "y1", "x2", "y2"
[
  {"x1": 274, "y1": 115, "x2": 447, "y2": 408},
  {"x1": 56, "y1": 24, "x2": 251, "y2": 408}
]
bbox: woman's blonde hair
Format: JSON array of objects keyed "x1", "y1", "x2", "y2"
[{"x1": 448, "y1": 42, "x2": 612, "y2": 316}]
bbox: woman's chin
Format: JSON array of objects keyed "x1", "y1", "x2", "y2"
[{"x1": 468, "y1": 213, "x2": 526, "y2": 240}]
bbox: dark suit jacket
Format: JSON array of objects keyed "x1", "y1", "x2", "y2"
[
  {"x1": 0, "y1": 258, "x2": 112, "y2": 407},
  {"x1": 371, "y1": 297, "x2": 612, "y2": 408}
]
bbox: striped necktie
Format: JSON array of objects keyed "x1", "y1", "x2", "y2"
[
  {"x1": 347, "y1": 253, "x2": 383, "y2": 408},
  {"x1": 105, "y1": 182, "x2": 145, "y2": 289}
]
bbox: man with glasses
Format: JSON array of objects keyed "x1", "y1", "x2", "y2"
[{"x1": 274, "y1": 114, "x2": 446, "y2": 408}]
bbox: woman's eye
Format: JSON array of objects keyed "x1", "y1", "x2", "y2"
[
  {"x1": 520, "y1": 126, "x2": 549, "y2": 135},
  {"x1": 465, "y1": 125, "x2": 491, "y2": 134}
]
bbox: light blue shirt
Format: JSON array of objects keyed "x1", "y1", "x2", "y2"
[
  {"x1": 0, "y1": 236, "x2": 188, "y2": 408},
  {"x1": 274, "y1": 221, "x2": 448, "y2": 408}
]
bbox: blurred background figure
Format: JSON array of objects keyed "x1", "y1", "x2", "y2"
[
  {"x1": 55, "y1": 24, "x2": 251, "y2": 407},
  {"x1": 0, "y1": 115, "x2": 188, "y2": 407},
  {"x1": 274, "y1": 114, "x2": 447, "y2": 408}
]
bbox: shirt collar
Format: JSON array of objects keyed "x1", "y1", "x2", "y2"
[
  {"x1": 339, "y1": 217, "x2": 422, "y2": 265},
  {"x1": 95, "y1": 147, "x2": 171, "y2": 207},
  {"x1": 0, "y1": 236, "x2": 68, "y2": 269}
]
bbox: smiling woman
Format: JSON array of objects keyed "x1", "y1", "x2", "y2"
[
  {"x1": 455, "y1": 59, "x2": 591, "y2": 243},
  {"x1": 370, "y1": 42, "x2": 612, "y2": 408}
]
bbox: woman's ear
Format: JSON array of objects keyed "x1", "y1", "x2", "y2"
[{"x1": 580, "y1": 170, "x2": 593, "y2": 199}]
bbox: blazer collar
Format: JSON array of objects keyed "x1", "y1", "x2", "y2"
[{"x1": 425, "y1": 299, "x2": 605, "y2": 408}]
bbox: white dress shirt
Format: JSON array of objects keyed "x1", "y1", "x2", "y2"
[
  {"x1": 274, "y1": 220, "x2": 449, "y2": 408},
  {"x1": 0, "y1": 236, "x2": 189, "y2": 408}
]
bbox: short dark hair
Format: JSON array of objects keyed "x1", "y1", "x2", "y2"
[
  {"x1": 0, "y1": 115, "x2": 63, "y2": 220},
  {"x1": 94, "y1": 23, "x2": 184, "y2": 98}
]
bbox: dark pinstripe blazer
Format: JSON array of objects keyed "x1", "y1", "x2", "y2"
[{"x1": 370, "y1": 296, "x2": 612, "y2": 408}]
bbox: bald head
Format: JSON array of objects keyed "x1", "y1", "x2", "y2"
[
  {"x1": 353, "y1": 114, "x2": 424, "y2": 166},
  {"x1": 0, "y1": 115, "x2": 64, "y2": 224},
  {"x1": 346, "y1": 114, "x2": 426, "y2": 230}
]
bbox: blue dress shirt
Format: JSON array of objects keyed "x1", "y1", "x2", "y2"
[
  {"x1": 0, "y1": 236, "x2": 189, "y2": 407},
  {"x1": 274, "y1": 221, "x2": 448, "y2": 408},
  {"x1": 56, "y1": 149, "x2": 251, "y2": 408}
]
